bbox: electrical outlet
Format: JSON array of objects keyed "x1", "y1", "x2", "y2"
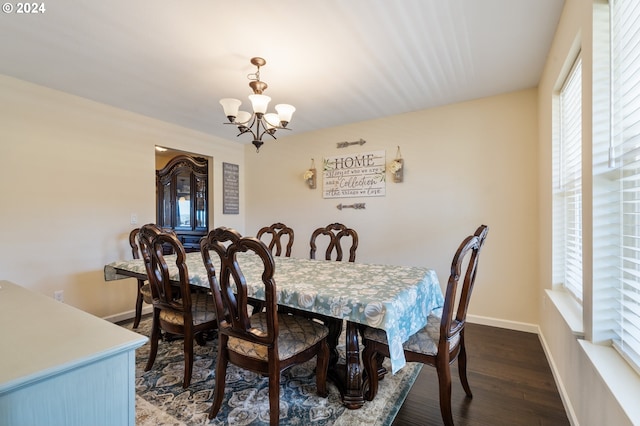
[
  {"x1": 54, "y1": 290, "x2": 64, "y2": 303},
  {"x1": 130, "y1": 213, "x2": 138, "y2": 225}
]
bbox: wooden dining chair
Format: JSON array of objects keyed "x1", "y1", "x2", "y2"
[
  {"x1": 308, "y1": 223, "x2": 359, "y2": 358},
  {"x1": 309, "y1": 222, "x2": 358, "y2": 262},
  {"x1": 257, "y1": 222, "x2": 294, "y2": 257},
  {"x1": 129, "y1": 228, "x2": 152, "y2": 329},
  {"x1": 138, "y1": 223, "x2": 218, "y2": 389},
  {"x1": 361, "y1": 224, "x2": 489, "y2": 426},
  {"x1": 200, "y1": 227, "x2": 330, "y2": 425}
]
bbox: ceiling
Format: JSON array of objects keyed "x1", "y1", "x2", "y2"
[{"x1": 0, "y1": 0, "x2": 565, "y2": 143}]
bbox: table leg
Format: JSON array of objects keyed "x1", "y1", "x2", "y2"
[
  {"x1": 327, "y1": 320, "x2": 365, "y2": 409},
  {"x1": 274, "y1": 309, "x2": 366, "y2": 409},
  {"x1": 342, "y1": 320, "x2": 365, "y2": 409}
]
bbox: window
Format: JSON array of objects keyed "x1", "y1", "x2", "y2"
[
  {"x1": 609, "y1": 0, "x2": 640, "y2": 371},
  {"x1": 553, "y1": 56, "x2": 583, "y2": 302}
]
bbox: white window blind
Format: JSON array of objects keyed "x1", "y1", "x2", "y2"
[
  {"x1": 611, "y1": 0, "x2": 640, "y2": 371},
  {"x1": 555, "y1": 57, "x2": 583, "y2": 302}
]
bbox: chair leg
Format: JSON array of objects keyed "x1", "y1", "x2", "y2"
[
  {"x1": 328, "y1": 318, "x2": 344, "y2": 367},
  {"x1": 183, "y1": 332, "x2": 194, "y2": 388},
  {"x1": 316, "y1": 340, "x2": 329, "y2": 397},
  {"x1": 361, "y1": 342, "x2": 379, "y2": 401},
  {"x1": 436, "y1": 362, "x2": 454, "y2": 426},
  {"x1": 209, "y1": 342, "x2": 228, "y2": 420},
  {"x1": 133, "y1": 280, "x2": 144, "y2": 329},
  {"x1": 458, "y1": 336, "x2": 473, "y2": 398},
  {"x1": 145, "y1": 310, "x2": 161, "y2": 372},
  {"x1": 268, "y1": 369, "x2": 281, "y2": 425}
]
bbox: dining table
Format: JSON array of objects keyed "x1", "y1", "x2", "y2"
[{"x1": 104, "y1": 251, "x2": 444, "y2": 409}]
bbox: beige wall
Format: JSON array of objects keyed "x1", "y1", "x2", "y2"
[
  {"x1": 245, "y1": 88, "x2": 540, "y2": 328},
  {"x1": 0, "y1": 75, "x2": 246, "y2": 318},
  {"x1": 0, "y1": 71, "x2": 541, "y2": 328}
]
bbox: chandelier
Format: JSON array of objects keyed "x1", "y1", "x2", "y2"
[{"x1": 219, "y1": 57, "x2": 295, "y2": 152}]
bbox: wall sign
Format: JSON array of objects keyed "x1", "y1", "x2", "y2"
[
  {"x1": 323, "y1": 150, "x2": 386, "y2": 198},
  {"x1": 222, "y1": 162, "x2": 239, "y2": 214}
]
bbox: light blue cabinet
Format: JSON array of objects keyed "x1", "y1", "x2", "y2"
[{"x1": 0, "y1": 281, "x2": 147, "y2": 426}]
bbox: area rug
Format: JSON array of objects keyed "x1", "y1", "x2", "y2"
[{"x1": 124, "y1": 317, "x2": 421, "y2": 425}]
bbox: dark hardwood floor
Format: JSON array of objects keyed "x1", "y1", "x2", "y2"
[{"x1": 393, "y1": 323, "x2": 570, "y2": 426}]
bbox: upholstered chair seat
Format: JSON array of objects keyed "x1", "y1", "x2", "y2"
[
  {"x1": 363, "y1": 308, "x2": 460, "y2": 356},
  {"x1": 158, "y1": 292, "x2": 217, "y2": 326},
  {"x1": 228, "y1": 312, "x2": 329, "y2": 361},
  {"x1": 140, "y1": 282, "x2": 152, "y2": 304}
]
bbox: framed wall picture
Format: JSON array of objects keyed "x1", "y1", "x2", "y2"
[
  {"x1": 222, "y1": 162, "x2": 239, "y2": 214},
  {"x1": 322, "y1": 150, "x2": 386, "y2": 198}
]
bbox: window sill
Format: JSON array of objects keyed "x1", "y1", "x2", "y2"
[
  {"x1": 545, "y1": 288, "x2": 584, "y2": 338},
  {"x1": 545, "y1": 289, "x2": 640, "y2": 423},
  {"x1": 579, "y1": 340, "x2": 640, "y2": 424}
]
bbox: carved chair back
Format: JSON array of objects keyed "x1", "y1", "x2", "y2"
[
  {"x1": 138, "y1": 223, "x2": 191, "y2": 314},
  {"x1": 201, "y1": 227, "x2": 278, "y2": 346},
  {"x1": 129, "y1": 228, "x2": 142, "y2": 259},
  {"x1": 440, "y1": 225, "x2": 488, "y2": 349},
  {"x1": 310, "y1": 222, "x2": 358, "y2": 262},
  {"x1": 257, "y1": 222, "x2": 295, "y2": 257},
  {"x1": 128, "y1": 227, "x2": 150, "y2": 328}
]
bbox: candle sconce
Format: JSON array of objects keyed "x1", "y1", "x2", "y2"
[
  {"x1": 389, "y1": 146, "x2": 404, "y2": 183},
  {"x1": 304, "y1": 158, "x2": 317, "y2": 189}
]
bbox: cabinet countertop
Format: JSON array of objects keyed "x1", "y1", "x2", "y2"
[{"x1": 0, "y1": 280, "x2": 147, "y2": 393}]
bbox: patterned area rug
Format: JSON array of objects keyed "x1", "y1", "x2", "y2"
[{"x1": 124, "y1": 317, "x2": 421, "y2": 425}]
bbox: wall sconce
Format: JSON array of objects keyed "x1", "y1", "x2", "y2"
[
  {"x1": 389, "y1": 146, "x2": 404, "y2": 183},
  {"x1": 304, "y1": 158, "x2": 317, "y2": 189}
]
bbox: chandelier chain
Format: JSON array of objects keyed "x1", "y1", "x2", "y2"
[{"x1": 247, "y1": 67, "x2": 261, "y2": 85}]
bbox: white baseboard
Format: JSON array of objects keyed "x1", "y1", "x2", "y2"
[
  {"x1": 468, "y1": 313, "x2": 577, "y2": 424},
  {"x1": 106, "y1": 309, "x2": 537, "y2": 332},
  {"x1": 538, "y1": 327, "x2": 580, "y2": 426},
  {"x1": 466, "y1": 314, "x2": 539, "y2": 334},
  {"x1": 102, "y1": 305, "x2": 153, "y2": 324}
]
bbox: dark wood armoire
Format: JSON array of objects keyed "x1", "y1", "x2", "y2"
[{"x1": 156, "y1": 155, "x2": 208, "y2": 252}]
